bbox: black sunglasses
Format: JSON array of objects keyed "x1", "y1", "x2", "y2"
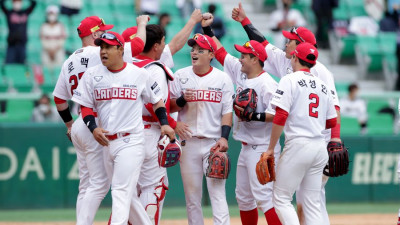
[{"x1": 101, "y1": 33, "x2": 123, "y2": 46}]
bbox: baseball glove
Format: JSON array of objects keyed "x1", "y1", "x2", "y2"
[
  {"x1": 157, "y1": 135, "x2": 182, "y2": 168},
  {"x1": 323, "y1": 141, "x2": 350, "y2": 177},
  {"x1": 206, "y1": 147, "x2": 231, "y2": 179},
  {"x1": 256, "y1": 152, "x2": 275, "y2": 185},
  {"x1": 233, "y1": 88, "x2": 258, "y2": 121}
]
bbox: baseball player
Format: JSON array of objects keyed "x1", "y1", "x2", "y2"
[
  {"x1": 71, "y1": 31, "x2": 175, "y2": 225},
  {"x1": 232, "y1": 4, "x2": 342, "y2": 224},
  {"x1": 128, "y1": 24, "x2": 189, "y2": 225},
  {"x1": 169, "y1": 33, "x2": 234, "y2": 225},
  {"x1": 263, "y1": 42, "x2": 337, "y2": 225},
  {"x1": 123, "y1": 9, "x2": 203, "y2": 67},
  {"x1": 53, "y1": 15, "x2": 149, "y2": 225},
  {"x1": 200, "y1": 14, "x2": 282, "y2": 225}
]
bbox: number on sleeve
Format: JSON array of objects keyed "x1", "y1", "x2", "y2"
[
  {"x1": 69, "y1": 72, "x2": 84, "y2": 95},
  {"x1": 309, "y1": 93, "x2": 319, "y2": 118}
]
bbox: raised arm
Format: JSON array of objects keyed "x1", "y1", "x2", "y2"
[
  {"x1": 0, "y1": 0, "x2": 9, "y2": 15},
  {"x1": 168, "y1": 9, "x2": 203, "y2": 55},
  {"x1": 232, "y1": 3, "x2": 267, "y2": 44},
  {"x1": 26, "y1": 0, "x2": 37, "y2": 14}
]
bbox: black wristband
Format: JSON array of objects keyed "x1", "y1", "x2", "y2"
[
  {"x1": 155, "y1": 107, "x2": 169, "y2": 126},
  {"x1": 251, "y1": 112, "x2": 266, "y2": 122},
  {"x1": 176, "y1": 95, "x2": 187, "y2": 108},
  {"x1": 202, "y1": 26, "x2": 215, "y2": 37},
  {"x1": 83, "y1": 115, "x2": 97, "y2": 133},
  {"x1": 221, "y1": 125, "x2": 231, "y2": 141},
  {"x1": 58, "y1": 107, "x2": 73, "y2": 123}
]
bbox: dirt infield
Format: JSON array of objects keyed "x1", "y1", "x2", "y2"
[{"x1": 0, "y1": 214, "x2": 396, "y2": 225}]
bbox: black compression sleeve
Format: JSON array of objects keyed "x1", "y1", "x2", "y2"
[
  {"x1": 243, "y1": 23, "x2": 267, "y2": 43},
  {"x1": 155, "y1": 107, "x2": 169, "y2": 126},
  {"x1": 221, "y1": 125, "x2": 231, "y2": 141},
  {"x1": 176, "y1": 95, "x2": 187, "y2": 107},
  {"x1": 57, "y1": 107, "x2": 73, "y2": 123},
  {"x1": 83, "y1": 115, "x2": 97, "y2": 133},
  {"x1": 202, "y1": 26, "x2": 215, "y2": 37}
]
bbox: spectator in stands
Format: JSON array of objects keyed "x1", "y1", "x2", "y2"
[
  {"x1": 267, "y1": 0, "x2": 306, "y2": 48},
  {"x1": 312, "y1": 0, "x2": 338, "y2": 48},
  {"x1": 60, "y1": 0, "x2": 82, "y2": 17},
  {"x1": 158, "y1": 12, "x2": 171, "y2": 37},
  {"x1": 340, "y1": 84, "x2": 368, "y2": 134},
  {"x1": 136, "y1": 0, "x2": 160, "y2": 15},
  {"x1": 40, "y1": 5, "x2": 67, "y2": 70},
  {"x1": 177, "y1": 0, "x2": 202, "y2": 19},
  {"x1": 31, "y1": 94, "x2": 61, "y2": 122},
  {"x1": 0, "y1": 0, "x2": 37, "y2": 64},
  {"x1": 194, "y1": 3, "x2": 226, "y2": 40}
]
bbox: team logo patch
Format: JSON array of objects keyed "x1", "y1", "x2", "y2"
[
  {"x1": 241, "y1": 73, "x2": 246, "y2": 80},
  {"x1": 276, "y1": 89, "x2": 284, "y2": 95},
  {"x1": 252, "y1": 145, "x2": 257, "y2": 150},
  {"x1": 94, "y1": 76, "x2": 103, "y2": 82},
  {"x1": 180, "y1": 78, "x2": 188, "y2": 84},
  {"x1": 123, "y1": 138, "x2": 130, "y2": 143},
  {"x1": 151, "y1": 82, "x2": 159, "y2": 90}
]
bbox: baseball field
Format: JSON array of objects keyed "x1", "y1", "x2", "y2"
[{"x1": 0, "y1": 203, "x2": 397, "y2": 225}]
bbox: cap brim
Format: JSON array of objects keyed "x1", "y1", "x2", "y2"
[
  {"x1": 234, "y1": 44, "x2": 253, "y2": 55},
  {"x1": 99, "y1": 24, "x2": 114, "y2": 31},
  {"x1": 94, "y1": 38, "x2": 118, "y2": 46},
  {"x1": 282, "y1": 30, "x2": 296, "y2": 40}
]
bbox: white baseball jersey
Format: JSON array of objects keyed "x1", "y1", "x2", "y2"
[
  {"x1": 53, "y1": 46, "x2": 101, "y2": 100},
  {"x1": 263, "y1": 43, "x2": 339, "y2": 107},
  {"x1": 124, "y1": 43, "x2": 175, "y2": 68},
  {"x1": 222, "y1": 53, "x2": 278, "y2": 145},
  {"x1": 270, "y1": 71, "x2": 337, "y2": 141},
  {"x1": 71, "y1": 63, "x2": 162, "y2": 135},
  {"x1": 170, "y1": 66, "x2": 234, "y2": 138}
]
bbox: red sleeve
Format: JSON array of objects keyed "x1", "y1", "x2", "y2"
[
  {"x1": 81, "y1": 106, "x2": 95, "y2": 118},
  {"x1": 272, "y1": 107, "x2": 289, "y2": 126},
  {"x1": 167, "y1": 115, "x2": 177, "y2": 129},
  {"x1": 326, "y1": 118, "x2": 337, "y2": 129},
  {"x1": 241, "y1": 17, "x2": 251, "y2": 26},
  {"x1": 215, "y1": 47, "x2": 228, "y2": 66},
  {"x1": 330, "y1": 105, "x2": 341, "y2": 138},
  {"x1": 261, "y1": 40, "x2": 269, "y2": 47},
  {"x1": 130, "y1": 37, "x2": 145, "y2": 57},
  {"x1": 54, "y1": 96, "x2": 67, "y2": 104}
]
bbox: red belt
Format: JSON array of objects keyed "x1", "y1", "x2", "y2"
[
  {"x1": 144, "y1": 124, "x2": 151, "y2": 129},
  {"x1": 143, "y1": 115, "x2": 157, "y2": 122},
  {"x1": 242, "y1": 142, "x2": 248, "y2": 145},
  {"x1": 105, "y1": 133, "x2": 130, "y2": 141}
]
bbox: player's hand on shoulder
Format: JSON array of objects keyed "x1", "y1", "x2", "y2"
[
  {"x1": 190, "y1": 8, "x2": 203, "y2": 23},
  {"x1": 136, "y1": 15, "x2": 150, "y2": 26},
  {"x1": 93, "y1": 127, "x2": 109, "y2": 146},
  {"x1": 201, "y1": 13, "x2": 214, "y2": 27},
  {"x1": 161, "y1": 125, "x2": 176, "y2": 141},
  {"x1": 175, "y1": 121, "x2": 193, "y2": 140},
  {"x1": 213, "y1": 138, "x2": 229, "y2": 152}
]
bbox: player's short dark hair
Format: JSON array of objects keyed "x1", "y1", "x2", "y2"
[
  {"x1": 249, "y1": 54, "x2": 264, "y2": 67},
  {"x1": 348, "y1": 83, "x2": 358, "y2": 93},
  {"x1": 143, "y1": 24, "x2": 166, "y2": 53},
  {"x1": 298, "y1": 54, "x2": 316, "y2": 68},
  {"x1": 208, "y1": 4, "x2": 216, "y2": 14}
]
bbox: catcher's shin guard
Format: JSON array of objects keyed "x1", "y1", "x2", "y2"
[{"x1": 143, "y1": 177, "x2": 169, "y2": 225}]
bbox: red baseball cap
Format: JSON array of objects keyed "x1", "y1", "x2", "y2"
[
  {"x1": 77, "y1": 16, "x2": 114, "y2": 38},
  {"x1": 187, "y1": 34, "x2": 217, "y2": 52},
  {"x1": 94, "y1": 31, "x2": 125, "y2": 47},
  {"x1": 282, "y1": 27, "x2": 316, "y2": 46},
  {"x1": 290, "y1": 42, "x2": 318, "y2": 64},
  {"x1": 122, "y1": 26, "x2": 138, "y2": 42},
  {"x1": 234, "y1": 40, "x2": 267, "y2": 62}
]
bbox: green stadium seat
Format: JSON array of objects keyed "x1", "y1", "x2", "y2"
[
  {"x1": 333, "y1": 5, "x2": 350, "y2": 21},
  {"x1": 3, "y1": 99, "x2": 34, "y2": 122},
  {"x1": 2, "y1": 64, "x2": 33, "y2": 92},
  {"x1": 367, "y1": 99, "x2": 390, "y2": 115},
  {"x1": 340, "y1": 35, "x2": 357, "y2": 58},
  {"x1": 160, "y1": 1, "x2": 180, "y2": 16},
  {"x1": 264, "y1": 0, "x2": 276, "y2": 6},
  {"x1": 378, "y1": 32, "x2": 397, "y2": 57},
  {"x1": 340, "y1": 117, "x2": 361, "y2": 135},
  {"x1": 356, "y1": 35, "x2": 383, "y2": 72},
  {"x1": 344, "y1": 0, "x2": 367, "y2": 17},
  {"x1": 367, "y1": 114, "x2": 393, "y2": 135}
]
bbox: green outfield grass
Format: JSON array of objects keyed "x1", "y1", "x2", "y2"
[{"x1": 0, "y1": 203, "x2": 398, "y2": 222}]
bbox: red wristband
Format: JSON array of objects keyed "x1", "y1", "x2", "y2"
[{"x1": 241, "y1": 17, "x2": 251, "y2": 26}]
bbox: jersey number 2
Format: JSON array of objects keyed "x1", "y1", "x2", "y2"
[
  {"x1": 309, "y1": 93, "x2": 319, "y2": 118},
  {"x1": 69, "y1": 72, "x2": 84, "y2": 95}
]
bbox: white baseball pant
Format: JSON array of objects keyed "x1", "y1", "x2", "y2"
[
  {"x1": 180, "y1": 137, "x2": 230, "y2": 225},
  {"x1": 129, "y1": 124, "x2": 168, "y2": 225},
  {"x1": 71, "y1": 115, "x2": 110, "y2": 225},
  {"x1": 235, "y1": 143, "x2": 280, "y2": 213},
  {"x1": 273, "y1": 139, "x2": 328, "y2": 225},
  {"x1": 103, "y1": 133, "x2": 152, "y2": 225}
]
